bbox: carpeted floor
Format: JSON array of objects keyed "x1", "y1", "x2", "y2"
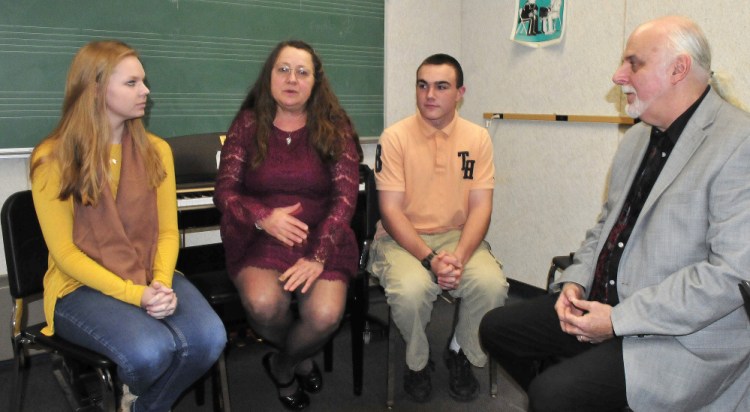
[{"x1": 0, "y1": 292, "x2": 533, "y2": 412}]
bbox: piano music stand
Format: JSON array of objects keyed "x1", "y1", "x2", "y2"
[{"x1": 168, "y1": 132, "x2": 225, "y2": 191}]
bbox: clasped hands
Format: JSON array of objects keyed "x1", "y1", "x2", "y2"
[
  {"x1": 431, "y1": 251, "x2": 463, "y2": 291},
  {"x1": 257, "y1": 202, "x2": 323, "y2": 294},
  {"x1": 141, "y1": 281, "x2": 177, "y2": 319},
  {"x1": 555, "y1": 282, "x2": 615, "y2": 344}
]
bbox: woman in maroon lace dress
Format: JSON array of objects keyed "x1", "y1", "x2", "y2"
[{"x1": 214, "y1": 40, "x2": 362, "y2": 410}]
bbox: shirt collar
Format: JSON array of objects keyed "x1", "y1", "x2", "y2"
[
  {"x1": 416, "y1": 110, "x2": 459, "y2": 138},
  {"x1": 657, "y1": 85, "x2": 710, "y2": 145}
]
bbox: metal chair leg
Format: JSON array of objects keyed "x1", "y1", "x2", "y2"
[
  {"x1": 50, "y1": 355, "x2": 117, "y2": 411},
  {"x1": 10, "y1": 340, "x2": 25, "y2": 412},
  {"x1": 194, "y1": 373, "x2": 208, "y2": 406},
  {"x1": 323, "y1": 339, "x2": 333, "y2": 372},
  {"x1": 386, "y1": 309, "x2": 396, "y2": 409},
  {"x1": 51, "y1": 355, "x2": 86, "y2": 410},
  {"x1": 489, "y1": 358, "x2": 498, "y2": 397},
  {"x1": 96, "y1": 367, "x2": 117, "y2": 411},
  {"x1": 213, "y1": 352, "x2": 231, "y2": 412},
  {"x1": 350, "y1": 275, "x2": 366, "y2": 396}
]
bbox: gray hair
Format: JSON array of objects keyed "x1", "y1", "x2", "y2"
[
  {"x1": 663, "y1": 17, "x2": 711, "y2": 81},
  {"x1": 663, "y1": 17, "x2": 747, "y2": 111}
]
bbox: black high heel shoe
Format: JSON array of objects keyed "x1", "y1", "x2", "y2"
[
  {"x1": 295, "y1": 361, "x2": 323, "y2": 393},
  {"x1": 262, "y1": 353, "x2": 310, "y2": 410}
]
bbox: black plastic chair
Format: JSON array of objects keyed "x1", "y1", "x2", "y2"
[
  {"x1": 546, "y1": 252, "x2": 575, "y2": 292},
  {"x1": 3, "y1": 190, "x2": 231, "y2": 412},
  {"x1": 2, "y1": 190, "x2": 119, "y2": 412},
  {"x1": 348, "y1": 163, "x2": 380, "y2": 396}
]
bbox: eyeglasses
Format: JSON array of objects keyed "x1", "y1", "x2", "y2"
[{"x1": 275, "y1": 65, "x2": 312, "y2": 79}]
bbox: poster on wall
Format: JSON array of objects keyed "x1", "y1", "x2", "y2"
[{"x1": 511, "y1": 0, "x2": 565, "y2": 48}]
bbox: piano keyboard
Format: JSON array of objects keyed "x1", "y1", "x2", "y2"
[
  {"x1": 176, "y1": 182, "x2": 365, "y2": 210},
  {"x1": 177, "y1": 190, "x2": 214, "y2": 209}
]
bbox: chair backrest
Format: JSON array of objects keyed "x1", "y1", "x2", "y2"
[
  {"x1": 352, "y1": 164, "x2": 380, "y2": 260},
  {"x1": 1, "y1": 190, "x2": 49, "y2": 299}
]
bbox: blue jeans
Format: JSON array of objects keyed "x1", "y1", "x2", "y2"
[{"x1": 54, "y1": 274, "x2": 226, "y2": 412}]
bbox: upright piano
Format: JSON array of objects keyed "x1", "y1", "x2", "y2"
[
  {"x1": 170, "y1": 131, "x2": 366, "y2": 226},
  {"x1": 169, "y1": 130, "x2": 367, "y2": 253},
  {"x1": 168, "y1": 132, "x2": 226, "y2": 239}
]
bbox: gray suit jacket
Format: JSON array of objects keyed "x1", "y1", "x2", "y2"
[{"x1": 559, "y1": 89, "x2": 750, "y2": 411}]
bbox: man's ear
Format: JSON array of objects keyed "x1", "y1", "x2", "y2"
[
  {"x1": 456, "y1": 85, "x2": 466, "y2": 102},
  {"x1": 670, "y1": 54, "x2": 691, "y2": 84}
]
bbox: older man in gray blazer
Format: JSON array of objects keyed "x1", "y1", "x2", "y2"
[{"x1": 480, "y1": 16, "x2": 750, "y2": 412}]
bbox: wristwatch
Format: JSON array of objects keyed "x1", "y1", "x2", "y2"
[{"x1": 421, "y1": 250, "x2": 437, "y2": 270}]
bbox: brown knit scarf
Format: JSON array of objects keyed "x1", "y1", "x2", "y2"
[{"x1": 72, "y1": 133, "x2": 158, "y2": 286}]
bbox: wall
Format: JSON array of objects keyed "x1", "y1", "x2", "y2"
[
  {"x1": 384, "y1": 1, "x2": 462, "y2": 125},
  {"x1": 462, "y1": 0, "x2": 625, "y2": 288},
  {"x1": 384, "y1": 0, "x2": 750, "y2": 288},
  {"x1": 0, "y1": 157, "x2": 31, "y2": 274}
]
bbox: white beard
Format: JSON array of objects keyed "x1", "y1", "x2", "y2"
[{"x1": 622, "y1": 85, "x2": 647, "y2": 119}]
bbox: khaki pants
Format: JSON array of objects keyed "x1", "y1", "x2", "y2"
[{"x1": 367, "y1": 230, "x2": 508, "y2": 371}]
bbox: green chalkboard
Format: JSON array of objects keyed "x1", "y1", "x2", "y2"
[{"x1": 0, "y1": 0, "x2": 384, "y2": 149}]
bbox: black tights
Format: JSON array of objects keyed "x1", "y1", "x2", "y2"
[{"x1": 233, "y1": 267, "x2": 347, "y2": 385}]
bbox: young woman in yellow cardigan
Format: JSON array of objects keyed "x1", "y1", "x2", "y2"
[{"x1": 30, "y1": 40, "x2": 226, "y2": 412}]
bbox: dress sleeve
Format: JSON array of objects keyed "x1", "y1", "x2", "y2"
[
  {"x1": 306, "y1": 132, "x2": 360, "y2": 264},
  {"x1": 213, "y1": 110, "x2": 273, "y2": 226},
  {"x1": 31, "y1": 144, "x2": 146, "y2": 307}
]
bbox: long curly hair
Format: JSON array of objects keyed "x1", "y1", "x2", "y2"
[
  {"x1": 30, "y1": 40, "x2": 165, "y2": 205},
  {"x1": 235, "y1": 39, "x2": 362, "y2": 168}
]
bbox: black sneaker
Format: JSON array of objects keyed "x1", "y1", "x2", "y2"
[
  {"x1": 403, "y1": 360, "x2": 434, "y2": 403},
  {"x1": 444, "y1": 349, "x2": 479, "y2": 402}
]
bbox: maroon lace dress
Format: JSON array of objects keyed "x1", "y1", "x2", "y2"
[{"x1": 214, "y1": 110, "x2": 360, "y2": 282}]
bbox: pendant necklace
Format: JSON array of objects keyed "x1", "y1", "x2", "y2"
[{"x1": 286, "y1": 133, "x2": 292, "y2": 145}]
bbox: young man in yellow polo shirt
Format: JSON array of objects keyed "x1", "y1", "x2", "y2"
[{"x1": 368, "y1": 53, "x2": 508, "y2": 403}]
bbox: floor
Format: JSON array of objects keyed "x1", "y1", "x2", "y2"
[{"x1": 0, "y1": 287, "x2": 537, "y2": 412}]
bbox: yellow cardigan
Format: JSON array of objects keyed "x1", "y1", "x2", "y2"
[{"x1": 31, "y1": 134, "x2": 179, "y2": 335}]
